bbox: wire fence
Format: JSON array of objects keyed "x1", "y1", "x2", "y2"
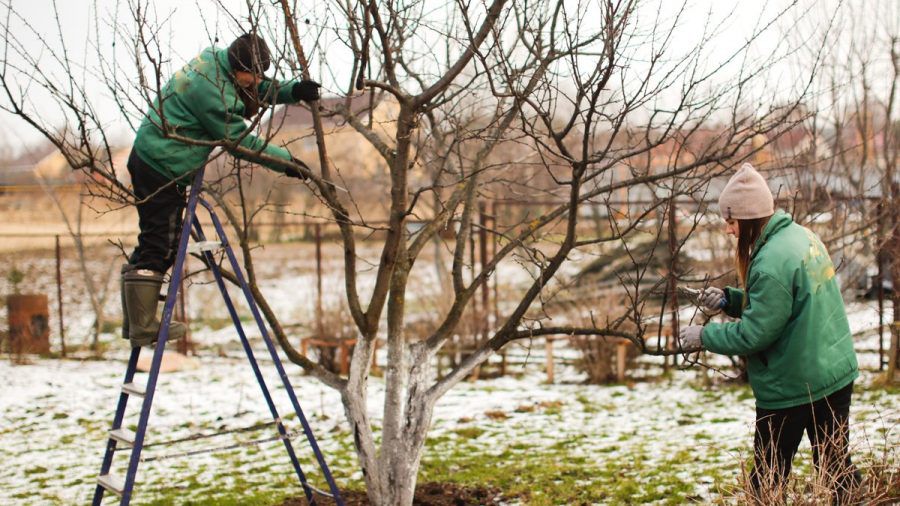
[{"x1": 0, "y1": 195, "x2": 895, "y2": 373}]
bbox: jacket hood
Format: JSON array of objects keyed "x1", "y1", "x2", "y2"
[
  {"x1": 752, "y1": 210, "x2": 792, "y2": 257},
  {"x1": 215, "y1": 47, "x2": 233, "y2": 74}
]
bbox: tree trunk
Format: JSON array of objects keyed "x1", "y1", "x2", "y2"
[
  {"x1": 888, "y1": 269, "x2": 899, "y2": 382},
  {"x1": 885, "y1": 39, "x2": 900, "y2": 383},
  {"x1": 341, "y1": 338, "x2": 384, "y2": 498},
  {"x1": 376, "y1": 344, "x2": 435, "y2": 506},
  {"x1": 888, "y1": 181, "x2": 900, "y2": 382},
  {"x1": 343, "y1": 338, "x2": 436, "y2": 506}
]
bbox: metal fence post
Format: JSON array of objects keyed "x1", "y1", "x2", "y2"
[
  {"x1": 55, "y1": 234, "x2": 66, "y2": 357},
  {"x1": 315, "y1": 222, "x2": 323, "y2": 338}
]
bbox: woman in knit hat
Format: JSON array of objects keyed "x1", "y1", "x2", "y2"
[{"x1": 679, "y1": 163, "x2": 861, "y2": 503}]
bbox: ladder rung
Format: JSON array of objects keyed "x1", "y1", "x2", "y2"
[
  {"x1": 98, "y1": 474, "x2": 125, "y2": 496},
  {"x1": 122, "y1": 382, "x2": 145, "y2": 397},
  {"x1": 109, "y1": 428, "x2": 136, "y2": 447},
  {"x1": 187, "y1": 240, "x2": 222, "y2": 253}
]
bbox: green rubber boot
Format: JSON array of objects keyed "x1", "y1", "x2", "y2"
[
  {"x1": 120, "y1": 264, "x2": 132, "y2": 340},
  {"x1": 123, "y1": 269, "x2": 187, "y2": 347}
]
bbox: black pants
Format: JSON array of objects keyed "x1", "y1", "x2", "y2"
[
  {"x1": 126, "y1": 151, "x2": 186, "y2": 274},
  {"x1": 751, "y1": 381, "x2": 862, "y2": 503}
]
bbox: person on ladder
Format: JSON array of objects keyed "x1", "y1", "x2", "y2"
[{"x1": 122, "y1": 32, "x2": 319, "y2": 347}]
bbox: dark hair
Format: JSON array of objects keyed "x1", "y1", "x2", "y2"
[
  {"x1": 735, "y1": 216, "x2": 771, "y2": 300},
  {"x1": 228, "y1": 34, "x2": 270, "y2": 119},
  {"x1": 227, "y1": 34, "x2": 271, "y2": 75}
]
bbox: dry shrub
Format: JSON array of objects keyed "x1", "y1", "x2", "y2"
[
  {"x1": 555, "y1": 294, "x2": 639, "y2": 384},
  {"x1": 310, "y1": 300, "x2": 357, "y2": 373},
  {"x1": 406, "y1": 280, "x2": 481, "y2": 343},
  {"x1": 317, "y1": 299, "x2": 355, "y2": 339},
  {"x1": 730, "y1": 419, "x2": 900, "y2": 505},
  {"x1": 571, "y1": 335, "x2": 639, "y2": 383},
  {"x1": 407, "y1": 280, "x2": 508, "y2": 379}
]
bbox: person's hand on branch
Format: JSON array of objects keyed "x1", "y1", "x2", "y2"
[
  {"x1": 679, "y1": 325, "x2": 704, "y2": 352},
  {"x1": 284, "y1": 156, "x2": 310, "y2": 180},
  {"x1": 699, "y1": 287, "x2": 726, "y2": 310},
  {"x1": 292, "y1": 80, "x2": 321, "y2": 102}
]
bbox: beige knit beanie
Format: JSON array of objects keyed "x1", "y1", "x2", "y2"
[{"x1": 717, "y1": 162, "x2": 774, "y2": 220}]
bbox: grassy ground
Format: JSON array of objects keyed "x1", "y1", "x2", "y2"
[
  {"x1": 1, "y1": 243, "x2": 897, "y2": 505},
  {"x1": 136, "y1": 381, "x2": 899, "y2": 505},
  {"x1": 2, "y1": 352, "x2": 896, "y2": 505}
]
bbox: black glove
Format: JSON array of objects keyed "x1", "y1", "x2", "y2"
[
  {"x1": 284, "y1": 156, "x2": 310, "y2": 180},
  {"x1": 292, "y1": 80, "x2": 320, "y2": 102}
]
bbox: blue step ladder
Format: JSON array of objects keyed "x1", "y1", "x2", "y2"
[{"x1": 91, "y1": 167, "x2": 344, "y2": 505}]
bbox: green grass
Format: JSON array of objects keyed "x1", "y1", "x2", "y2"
[
  {"x1": 100, "y1": 320, "x2": 121, "y2": 334},
  {"x1": 859, "y1": 380, "x2": 900, "y2": 396},
  {"x1": 452, "y1": 426, "x2": 486, "y2": 439},
  {"x1": 33, "y1": 413, "x2": 892, "y2": 506},
  {"x1": 144, "y1": 490, "x2": 292, "y2": 506},
  {"x1": 193, "y1": 317, "x2": 241, "y2": 332},
  {"x1": 24, "y1": 465, "x2": 48, "y2": 475},
  {"x1": 15, "y1": 365, "x2": 893, "y2": 506},
  {"x1": 417, "y1": 442, "x2": 717, "y2": 505},
  {"x1": 112, "y1": 423, "x2": 722, "y2": 505},
  {"x1": 575, "y1": 393, "x2": 599, "y2": 414}
]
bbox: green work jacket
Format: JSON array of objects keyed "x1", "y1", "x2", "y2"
[
  {"x1": 702, "y1": 210, "x2": 859, "y2": 409},
  {"x1": 133, "y1": 46, "x2": 300, "y2": 185}
]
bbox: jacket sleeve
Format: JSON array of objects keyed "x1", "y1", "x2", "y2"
[
  {"x1": 257, "y1": 78, "x2": 301, "y2": 105},
  {"x1": 723, "y1": 286, "x2": 745, "y2": 318},
  {"x1": 184, "y1": 86, "x2": 293, "y2": 172},
  {"x1": 702, "y1": 271, "x2": 792, "y2": 356}
]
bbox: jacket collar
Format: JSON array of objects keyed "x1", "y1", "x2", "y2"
[
  {"x1": 751, "y1": 210, "x2": 792, "y2": 258},
  {"x1": 215, "y1": 47, "x2": 233, "y2": 75}
]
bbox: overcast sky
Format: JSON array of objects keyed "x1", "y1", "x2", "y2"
[{"x1": 0, "y1": 0, "x2": 892, "y2": 158}]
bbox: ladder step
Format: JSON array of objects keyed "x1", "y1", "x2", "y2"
[
  {"x1": 98, "y1": 474, "x2": 125, "y2": 496},
  {"x1": 109, "y1": 428, "x2": 136, "y2": 447},
  {"x1": 187, "y1": 240, "x2": 222, "y2": 253},
  {"x1": 122, "y1": 382, "x2": 145, "y2": 397}
]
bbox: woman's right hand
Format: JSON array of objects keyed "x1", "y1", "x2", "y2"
[{"x1": 699, "y1": 287, "x2": 726, "y2": 310}]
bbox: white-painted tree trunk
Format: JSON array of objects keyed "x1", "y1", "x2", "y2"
[{"x1": 343, "y1": 339, "x2": 436, "y2": 505}]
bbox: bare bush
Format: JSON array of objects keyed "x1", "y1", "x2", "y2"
[
  {"x1": 308, "y1": 300, "x2": 358, "y2": 374},
  {"x1": 571, "y1": 336, "x2": 638, "y2": 383},
  {"x1": 732, "y1": 418, "x2": 899, "y2": 505}
]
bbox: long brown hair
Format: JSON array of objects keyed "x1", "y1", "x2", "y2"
[{"x1": 735, "y1": 216, "x2": 771, "y2": 292}]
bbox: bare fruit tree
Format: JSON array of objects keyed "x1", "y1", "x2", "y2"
[{"x1": 0, "y1": 0, "x2": 828, "y2": 503}]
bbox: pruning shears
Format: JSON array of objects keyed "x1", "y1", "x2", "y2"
[
  {"x1": 677, "y1": 286, "x2": 727, "y2": 309},
  {"x1": 677, "y1": 286, "x2": 702, "y2": 298}
]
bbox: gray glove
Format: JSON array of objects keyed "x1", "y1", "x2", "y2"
[
  {"x1": 679, "y1": 325, "x2": 704, "y2": 351},
  {"x1": 699, "y1": 287, "x2": 726, "y2": 310}
]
